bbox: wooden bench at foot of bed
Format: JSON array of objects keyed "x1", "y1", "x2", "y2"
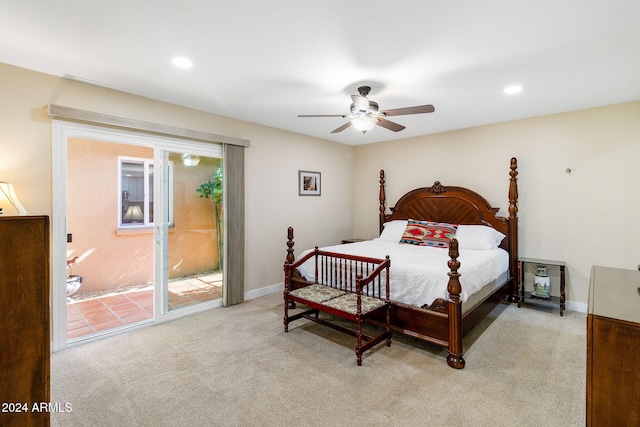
[
  {"x1": 285, "y1": 229, "x2": 468, "y2": 368},
  {"x1": 283, "y1": 248, "x2": 391, "y2": 366}
]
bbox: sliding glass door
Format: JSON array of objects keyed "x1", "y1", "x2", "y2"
[
  {"x1": 154, "y1": 148, "x2": 224, "y2": 314},
  {"x1": 52, "y1": 120, "x2": 224, "y2": 351}
]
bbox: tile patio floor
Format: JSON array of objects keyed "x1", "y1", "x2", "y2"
[{"x1": 67, "y1": 274, "x2": 222, "y2": 340}]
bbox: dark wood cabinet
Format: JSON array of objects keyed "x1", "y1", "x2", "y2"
[
  {"x1": 586, "y1": 266, "x2": 640, "y2": 427},
  {"x1": 0, "y1": 216, "x2": 50, "y2": 427}
]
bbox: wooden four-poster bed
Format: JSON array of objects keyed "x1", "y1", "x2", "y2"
[{"x1": 284, "y1": 157, "x2": 519, "y2": 368}]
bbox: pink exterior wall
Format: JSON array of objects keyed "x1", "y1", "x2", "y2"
[
  {"x1": 166, "y1": 152, "x2": 221, "y2": 280},
  {"x1": 67, "y1": 138, "x2": 220, "y2": 294}
]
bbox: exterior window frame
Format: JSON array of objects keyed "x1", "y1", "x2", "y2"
[{"x1": 118, "y1": 156, "x2": 173, "y2": 228}]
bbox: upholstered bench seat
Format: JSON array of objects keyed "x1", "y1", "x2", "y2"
[
  {"x1": 288, "y1": 284, "x2": 346, "y2": 304},
  {"x1": 321, "y1": 292, "x2": 387, "y2": 315}
]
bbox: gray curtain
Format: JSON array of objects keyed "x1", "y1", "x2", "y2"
[{"x1": 223, "y1": 143, "x2": 245, "y2": 306}]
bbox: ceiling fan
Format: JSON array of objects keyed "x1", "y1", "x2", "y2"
[{"x1": 298, "y1": 86, "x2": 435, "y2": 134}]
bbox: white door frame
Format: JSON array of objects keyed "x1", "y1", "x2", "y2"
[{"x1": 52, "y1": 120, "x2": 223, "y2": 352}]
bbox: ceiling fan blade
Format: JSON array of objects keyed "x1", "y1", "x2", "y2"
[
  {"x1": 376, "y1": 118, "x2": 405, "y2": 132},
  {"x1": 381, "y1": 104, "x2": 435, "y2": 116},
  {"x1": 298, "y1": 114, "x2": 346, "y2": 118},
  {"x1": 331, "y1": 122, "x2": 352, "y2": 133},
  {"x1": 351, "y1": 95, "x2": 369, "y2": 112}
]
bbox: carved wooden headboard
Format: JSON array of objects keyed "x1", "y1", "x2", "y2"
[{"x1": 378, "y1": 157, "x2": 519, "y2": 275}]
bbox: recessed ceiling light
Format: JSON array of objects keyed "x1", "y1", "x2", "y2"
[
  {"x1": 504, "y1": 85, "x2": 523, "y2": 95},
  {"x1": 171, "y1": 57, "x2": 193, "y2": 69}
]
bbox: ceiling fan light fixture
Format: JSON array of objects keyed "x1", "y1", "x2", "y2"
[
  {"x1": 298, "y1": 85, "x2": 433, "y2": 135},
  {"x1": 351, "y1": 116, "x2": 377, "y2": 134}
]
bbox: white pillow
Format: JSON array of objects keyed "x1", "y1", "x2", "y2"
[
  {"x1": 378, "y1": 220, "x2": 408, "y2": 243},
  {"x1": 455, "y1": 225, "x2": 506, "y2": 250}
]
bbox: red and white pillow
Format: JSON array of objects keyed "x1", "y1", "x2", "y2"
[{"x1": 400, "y1": 219, "x2": 458, "y2": 248}]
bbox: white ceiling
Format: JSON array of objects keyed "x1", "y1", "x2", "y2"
[{"x1": 1, "y1": 1, "x2": 639, "y2": 145}]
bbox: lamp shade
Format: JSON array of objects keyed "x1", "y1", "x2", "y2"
[
  {"x1": 0, "y1": 181, "x2": 28, "y2": 215},
  {"x1": 123, "y1": 204, "x2": 144, "y2": 223},
  {"x1": 351, "y1": 117, "x2": 377, "y2": 133}
]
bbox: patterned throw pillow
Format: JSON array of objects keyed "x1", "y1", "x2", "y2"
[
  {"x1": 421, "y1": 221, "x2": 459, "y2": 248},
  {"x1": 399, "y1": 219, "x2": 429, "y2": 245}
]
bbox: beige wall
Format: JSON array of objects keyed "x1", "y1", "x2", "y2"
[
  {"x1": 3, "y1": 60, "x2": 638, "y2": 308},
  {"x1": 353, "y1": 101, "x2": 640, "y2": 307},
  {"x1": 0, "y1": 62, "x2": 354, "y2": 296}
]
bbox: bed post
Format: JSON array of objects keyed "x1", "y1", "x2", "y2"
[
  {"x1": 379, "y1": 170, "x2": 386, "y2": 234},
  {"x1": 446, "y1": 238, "x2": 465, "y2": 369},
  {"x1": 508, "y1": 158, "x2": 519, "y2": 302},
  {"x1": 285, "y1": 227, "x2": 296, "y2": 309},
  {"x1": 286, "y1": 226, "x2": 295, "y2": 265}
]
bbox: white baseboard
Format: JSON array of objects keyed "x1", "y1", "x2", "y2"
[
  {"x1": 566, "y1": 300, "x2": 588, "y2": 313},
  {"x1": 245, "y1": 283, "x2": 590, "y2": 314},
  {"x1": 245, "y1": 282, "x2": 283, "y2": 301}
]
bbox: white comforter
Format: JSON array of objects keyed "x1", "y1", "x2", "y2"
[{"x1": 296, "y1": 238, "x2": 509, "y2": 307}]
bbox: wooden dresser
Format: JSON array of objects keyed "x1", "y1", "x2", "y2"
[
  {"x1": 586, "y1": 266, "x2": 640, "y2": 427},
  {"x1": 0, "y1": 216, "x2": 50, "y2": 427}
]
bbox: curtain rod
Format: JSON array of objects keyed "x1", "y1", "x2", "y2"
[{"x1": 47, "y1": 104, "x2": 250, "y2": 147}]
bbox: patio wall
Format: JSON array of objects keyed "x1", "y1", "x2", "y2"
[{"x1": 67, "y1": 138, "x2": 220, "y2": 294}]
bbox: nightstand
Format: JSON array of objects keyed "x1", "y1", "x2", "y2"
[{"x1": 517, "y1": 257, "x2": 566, "y2": 316}]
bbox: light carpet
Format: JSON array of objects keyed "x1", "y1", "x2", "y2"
[{"x1": 51, "y1": 292, "x2": 586, "y2": 426}]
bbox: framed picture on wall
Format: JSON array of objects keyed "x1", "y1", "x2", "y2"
[{"x1": 298, "y1": 170, "x2": 321, "y2": 196}]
